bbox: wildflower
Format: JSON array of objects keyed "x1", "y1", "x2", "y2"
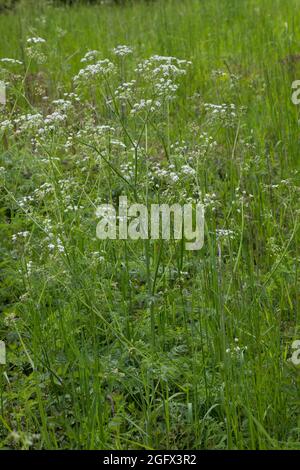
[
  {"x1": 181, "y1": 164, "x2": 196, "y2": 176},
  {"x1": 9, "y1": 431, "x2": 21, "y2": 442},
  {"x1": 135, "y1": 55, "x2": 191, "y2": 79},
  {"x1": 45, "y1": 111, "x2": 67, "y2": 124},
  {"x1": 12, "y1": 231, "x2": 30, "y2": 242},
  {"x1": 80, "y1": 50, "x2": 100, "y2": 63},
  {"x1": 0, "y1": 119, "x2": 13, "y2": 132},
  {"x1": 51, "y1": 99, "x2": 73, "y2": 111},
  {"x1": 130, "y1": 99, "x2": 161, "y2": 115},
  {"x1": 27, "y1": 37, "x2": 46, "y2": 45},
  {"x1": 0, "y1": 57, "x2": 23, "y2": 65},
  {"x1": 204, "y1": 102, "x2": 245, "y2": 128},
  {"x1": 170, "y1": 173, "x2": 179, "y2": 183},
  {"x1": 154, "y1": 78, "x2": 178, "y2": 100},
  {"x1": 112, "y1": 45, "x2": 133, "y2": 57},
  {"x1": 74, "y1": 59, "x2": 115, "y2": 84},
  {"x1": 114, "y1": 80, "x2": 136, "y2": 101},
  {"x1": 26, "y1": 261, "x2": 33, "y2": 275},
  {"x1": 216, "y1": 229, "x2": 235, "y2": 240}
]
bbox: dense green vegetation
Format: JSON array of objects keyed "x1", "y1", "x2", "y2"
[{"x1": 0, "y1": 0, "x2": 299, "y2": 450}]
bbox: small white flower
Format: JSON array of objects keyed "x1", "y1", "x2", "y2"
[
  {"x1": 74, "y1": 59, "x2": 115, "y2": 83},
  {"x1": 80, "y1": 50, "x2": 100, "y2": 63},
  {"x1": 0, "y1": 58, "x2": 23, "y2": 65}
]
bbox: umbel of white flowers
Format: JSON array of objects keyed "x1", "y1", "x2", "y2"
[
  {"x1": 96, "y1": 196, "x2": 204, "y2": 251},
  {"x1": 0, "y1": 81, "x2": 6, "y2": 105},
  {"x1": 0, "y1": 341, "x2": 6, "y2": 365}
]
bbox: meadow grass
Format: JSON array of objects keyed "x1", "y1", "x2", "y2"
[{"x1": 0, "y1": 0, "x2": 299, "y2": 449}]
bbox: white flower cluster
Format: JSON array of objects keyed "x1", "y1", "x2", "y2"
[
  {"x1": 14, "y1": 113, "x2": 43, "y2": 134},
  {"x1": 148, "y1": 157, "x2": 199, "y2": 192},
  {"x1": 91, "y1": 251, "x2": 105, "y2": 262},
  {"x1": 154, "y1": 78, "x2": 178, "y2": 99},
  {"x1": 226, "y1": 338, "x2": 248, "y2": 359},
  {"x1": 27, "y1": 37, "x2": 46, "y2": 45},
  {"x1": 120, "y1": 161, "x2": 135, "y2": 180},
  {"x1": 75, "y1": 124, "x2": 116, "y2": 150},
  {"x1": 40, "y1": 99, "x2": 76, "y2": 136},
  {"x1": 40, "y1": 111, "x2": 67, "y2": 133},
  {"x1": 96, "y1": 125, "x2": 115, "y2": 134},
  {"x1": 26, "y1": 37, "x2": 47, "y2": 64},
  {"x1": 64, "y1": 203, "x2": 84, "y2": 214},
  {"x1": 204, "y1": 102, "x2": 245, "y2": 128},
  {"x1": 71, "y1": 48, "x2": 191, "y2": 112},
  {"x1": 199, "y1": 132, "x2": 217, "y2": 149},
  {"x1": 25, "y1": 260, "x2": 33, "y2": 275},
  {"x1": 112, "y1": 45, "x2": 133, "y2": 57},
  {"x1": 110, "y1": 139, "x2": 126, "y2": 148},
  {"x1": 114, "y1": 80, "x2": 136, "y2": 101},
  {"x1": 74, "y1": 59, "x2": 115, "y2": 84},
  {"x1": 130, "y1": 98, "x2": 161, "y2": 115},
  {"x1": 9, "y1": 431, "x2": 40, "y2": 447},
  {"x1": 135, "y1": 55, "x2": 191, "y2": 102},
  {"x1": 63, "y1": 92, "x2": 80, "y2": 102},
  {"x1": 216, "y1": 229, "x2": 235, "y2": 240},
  {"x1": 181, "y1": 164, "x2": 196, "y2": 176},
  {"x1": 211, "y1": 69, "x2": 228, "y2": 79},
  {"x1": 135, "y1": 55, "x2": 191, "y2": 79},
  {"x1": 2, "y1": 103, "x2": 74, "y2": 138},
  {"x1": 18, "y1": 194, "x2": 34, "y2": 210},
  {"x1": 204, "y1": 102, "x2": 236, "y2": 116},
  {"x1": 170, "y1": 140, "x2": 188, "y2": 156},
  {"x1": 203, "y1": 192, "x2": 219, "y2": 211},
  {"x1": 12, "y1": 231, "x2": 30, "y2": 242},
  {"x1": 44, "y1": 219, "x2": 65, "y2": 253},
  {"x1": 0, "y1": 119, "x2": 14, "y2": 132},
  {"x1": 80, "y1": 50, "x2": 101, "y2": 63},
  {"x1": 0, "y1": 58, "x2": 23, "y2": 65},
  {"x1": 33, "y1": 182, "x2": 54, "y2": 198},
  {"x1": 16, "y1": 183, "x2": 54, "y2": 214},
  {"x1": 150, "y1": 162, "x2": 180, "y2": 185},
  {"x1": 51, "y1": 98, "x2": 73, "y2": 112}
]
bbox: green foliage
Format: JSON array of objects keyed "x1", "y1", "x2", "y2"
[{"x1": 0, "y1": 0, "x2": 299, "y2": 450}]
